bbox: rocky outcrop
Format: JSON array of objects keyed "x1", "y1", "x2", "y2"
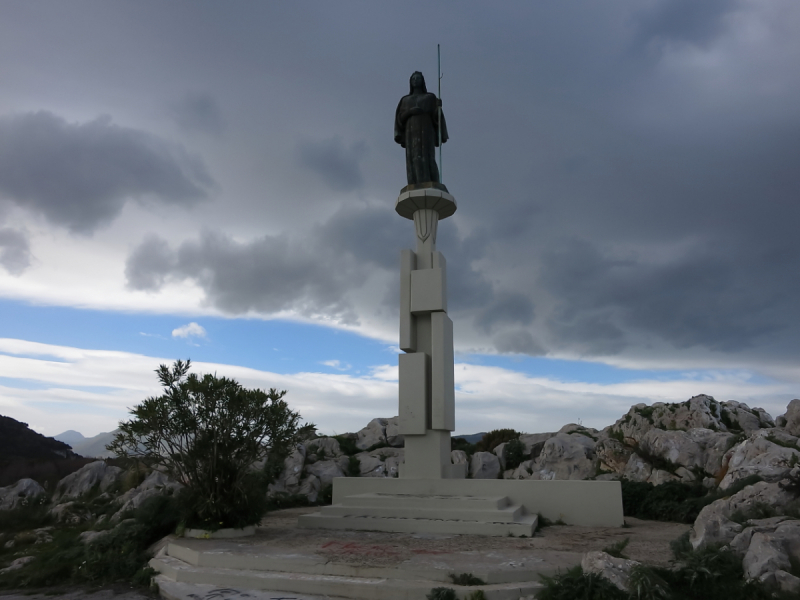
[
  {"x1": 690, "y1": 481, "x2": 794, "y2": 549},
  {"x1": 470, "y1": 452, "x2": 501, "y2": 479},
  {"x1": 581, "y1": 550, "x2": 640, "y2": 592},
  {"x1": 719, "y1": 432, "x2": 800, "y2": 490},
  {"x1": 52, "y1": 460, "x2": 122, "y2": 502},
  {"x1": 528, "y1": 432, "x2": 597, "y2": 480},
  {"x1": 112, "y1": 470, "x2": 181, "y2": 520},
  {"x1": 776, "y1": 399, "x2": 800, "y2": 436},
  {"x1": 0, "y1": 478, "x2": 45, "y2": 510},
  {"x1": 728, "y1": 517, "x2": 800, "y2": 593},
  {"x1": 354, "y1": 417, "x2": 404, "y2": 450}
]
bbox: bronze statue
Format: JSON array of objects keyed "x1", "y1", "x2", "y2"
[{"x1": 394, "y1": 71, "x2": 448, "y2": 186}]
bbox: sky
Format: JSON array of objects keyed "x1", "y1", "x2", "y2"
[{"x1": 1, "y1": 1, "x2": 799, "y2": 439}]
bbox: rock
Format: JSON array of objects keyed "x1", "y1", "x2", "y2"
[
  {"x1": 610, "y1": 395, "x2": 774, "y2": 443},
  {"x1": 384, "y1": 455, "x2": 402, "y2": 478},
  {"x1": 775, "y1": 570, "x2": 800, "y2": 594},
  {"x1": 504, "y1": 460, "x2": 533, "y2": 480},
  {"x1": 354, "y1": 452, "x2": 386, "y2": 477},
  {"x1": 52, "y1": 461, "x2": 123, "y2": 502},
  {"x1": 730, "y1": 517, "x2": 792, "y2": 555},
  {"x1": 385, "y1": 416, "x2": 404, "y2": 447},
  {"x1": 79, "y1": 530, "x2": 111, "y2": 544},
  {"x1": 719, "y1": 432, "x2": 800, "y2": 490},
  {"x1": 356, "y1": 418, "x2": 388, "y2": 450},
  {"x1": 0, "y1": 478, "x2": 45, "y2": 510},
  {"x1": 581, "y1": 550, "x2": 640, "y2": 592},
  {"x1": 529, "y1": 433, "x2": 596, "y2": 480},
  {"x1": 690, "y1": 481, "x2": 794, "y2": 549},
  {"x1": 519, "y1": 432, "x2": 557, "y2": 460},
  {"x1": 112, "y1": 470, "x2": 182, "y2": 520},
  {"x1": 451, "y1": 450, "x2": 468, "y2": 465},
  {"x1": 622, "y1": 453, "x2": 653, "y2": 482},
  {"x1": 279, "y1": 444, "x2": 307, "y2": 492},
  {"x1": 647, "y1": 469, "x2": 679, "y2": 485},
  {"x1": 470, "y1": 452, "x2": 501, "y2": 479},
  {"x1": 741, "y1": 520, "x2": 800, "y2": 582},
  {"x1": 305, "y1": 457, "x2": 347, "y2": 486},
  {"x1": 48, "y1": 501, "x2": 90, "y2": 523},
  {"x1": 595, "y1": 438, "x2": 632, "y2": 474},
  {"x1": 33, "y1": 526, "x2": 53, "y2": 545},
  {"x1": 298, "y1": 474, "x2": 320, "y2": 503},
  {"x1": 781, "y1": 399, "x2": 800, "y2": 437},
  {"x1": 0, "y1": 556, "x2": 35, "y2": 574},
  {"x1": 306, "y1": 437, "x2": 343, "y2": 459},
  {"x1": 494, "y1": 442, "x2": 508, "y2": 470}
]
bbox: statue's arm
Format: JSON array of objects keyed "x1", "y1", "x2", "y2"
[{"x1": 394, "y1": 99, "x2": 405, "y2": 147}]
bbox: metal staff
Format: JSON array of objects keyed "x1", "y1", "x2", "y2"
[{"x1": 438, "y1": 44, "x2": 443, "y2": 184}]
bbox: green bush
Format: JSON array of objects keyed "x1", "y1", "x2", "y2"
[
  {"x1": 538, "y1": 566, "x2": 627, "y2": 600},
  {"x1": 476, "y1": 429, "x2": 520, "y2": 453},
  {"x1": 503, "y1": 438, "x2": 527, "y2": 470},
  {"x1": 333, "y1": 434, "x2": 360, "y2": 456},
  {"x1": 426, "y1": 587, "x2": 457, "y2": 600},
  {"x1": 451, "y1": 436, "x2": 477, "y2": 457},
  {"x1": 602, "y1": 537, "x2": 630, "y2": 558},
  {"x1": 449, "y1": 573, "x2": 485, "y2": 586},
  {"x1": 107, "y1": 360, "x2": 311, "y2": 530}
]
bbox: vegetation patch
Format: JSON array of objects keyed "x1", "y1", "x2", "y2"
[
  {"x1": 475, "y1": 429, "x2": 519, "y2": 453},
  {"x1": 602, "y1": 537, "x2": 630, "y2": 559},
  {"x1": 502, "y1": 438, "x2": 527, "y2": 470},
  {"x1": 449, "y1": 573, "x2": 485, "y2": 586},
  {"x1": 426, "y1": 587, "x2": 457, "y2": 600}
]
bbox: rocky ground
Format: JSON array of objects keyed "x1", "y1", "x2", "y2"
[{"x1": 1, "y1": 395, "x2": 799, "y2": 596}]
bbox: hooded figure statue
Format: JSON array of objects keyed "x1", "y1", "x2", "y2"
[{"x1": 394, "y1": 71, "x2": 448, "y2": 186}]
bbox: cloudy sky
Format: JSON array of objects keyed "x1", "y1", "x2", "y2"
[{"x1": 1, "y1": 1, "x2": 798, "y2": 439}]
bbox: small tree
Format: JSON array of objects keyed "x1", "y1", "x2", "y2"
[{"x1": 107, "y1": 360, "x2": 310, "y2": 530}]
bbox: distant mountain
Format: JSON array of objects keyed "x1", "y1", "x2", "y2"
[
  {"x1": 71, "y1": 430, "x2": 120, "y2": 459},
  {"x1": 0, "y1": 415, "x2": 77, "y2": 461},
  {"x1": 54, "y1": 430, "x2": 86, "y2": 447},
  {"x1": 453, "y1": 432, "x2": 487, "y2": 444}
]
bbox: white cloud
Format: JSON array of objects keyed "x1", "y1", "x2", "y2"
[
  {"x1": 172, "y1": 322, "x2": 207, "y2": 339},
  {"x1": 0, "y1": 338, "x2": 795, "y2": 440},
  {"x1": 321, "y1": 359, "x2": 351, "y2": 371}
]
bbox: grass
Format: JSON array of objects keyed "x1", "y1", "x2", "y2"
[
  {"x1": 602, "y1": 537, "x2": 630, "y2": 559},
  {"x1": 448, "y1": 573, "x2": 485, "y2": 586}
]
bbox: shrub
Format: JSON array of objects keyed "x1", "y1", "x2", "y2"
[
  {"x1": 476, "y1": 429, "x2": 520, "y2": 453},
  {"x1": 451, "y1": 436, "x2": 477, "y2": 457},
  {"x1": 503, "y1": 438, "x2": 527, "y2": 470},
  {"x1": 627, "y1": 565, "x2": 671, "y2": 600},
  {"x1": 426, "y1": 587, "x2": 457, "y2": 600},
  {"x1": 333, "y1": 434, "x2": 359, "y2": 456},
  {"x1": 449, "y1": 573, "x2": 485, "y2": 586},
  {"x1": 107, "y1": 360, "x2": 311, "y2": 530},
  {"x1": 602, "y1": 537, "x2": 630, "y2": 558},
  {"x1": 538, "y1": 566, "x2": 627, "y2": 600},
  {"x1": 347, "y1": 455, "x2": 361, "y2": 477}
]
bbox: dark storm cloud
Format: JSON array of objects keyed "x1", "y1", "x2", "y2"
[
  {"x1": 473, "y1": 292, "x2": 535, "y2": 335},
  {"x1": 297, "y1": 137, "x2": 367, "y2": 192},
  {"x1": 493, "y1": 330, "x2": 545, "y2": 356},
  {"x1": 0, "y1": 227, "x2": 31, "y2": 275},
  {"x1": 540, "y1": 238, "x2": 798, "y2": 354},
  {"x1": 169, "y1": 92, "x2": 226, "y2": 137},
  {"x1": 0, "y1": 111, "x2": 215, "y2": 234},
  {"x1": 126, "y1": 229, "x2": 362, "y2": 322},
  {"x1": 633, "y1": 0, "x2": 738, "y2": 48}
]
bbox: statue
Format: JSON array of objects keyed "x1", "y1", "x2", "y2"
[{"x1": 394, "y1": 71, "x2": 448, "y2": 187}]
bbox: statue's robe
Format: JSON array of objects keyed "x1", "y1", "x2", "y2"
[{"x1": 394, "y1": 92, "x2": 448, "y2": 185}]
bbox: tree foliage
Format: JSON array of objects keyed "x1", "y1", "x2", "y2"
[{"x1": 107, "y1": 360, "x2": 310, "y2": 529}]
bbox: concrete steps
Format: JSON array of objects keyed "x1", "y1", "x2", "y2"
[
  {"x1": 151, "y1": 550, "x2": 544, "y2": 600},
  {"x1": 297, "y1": 493, "x2": 537, "y2": 537}
]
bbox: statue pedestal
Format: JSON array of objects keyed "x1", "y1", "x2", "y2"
[{"x1": 296, "y1": 184, "x2": 623, "y2": 535}]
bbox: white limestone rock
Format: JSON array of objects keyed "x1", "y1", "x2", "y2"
[
  {"x1": 529, "y1": 433, "x2": 596, "y2": 480},
  {"x1": 595, "y1": 438, "x2": 632, "y2": 474},
  {"x1": 298, "y1": 474, "x2": 320, "y2": 503},
  {"x1": 647, "y1": 469, "x2": 679, "y2": 485},
  {"x1": 719, "y1": 432, "x2": 800, "y2": 490},
  {"x1": 355, "y1": 452, "x2": 386, "y2": 477},
  {"x1": 48, "y1": 501, "x2": 91, "y2": 523},
  {"x1": 690, "y1": 481, "x2": 794, "y2": 549},
  {"x1": 384, "y1": 454, "x2": 402, "y2": 478},
  {"x1": 774, "y1": 570, "x2": 800, "y2": 594},
  {"x1": 450, "y1": 450, "x2": 468, "y2": 465},
  {"x1": 0, "y1": 556, "x2": 35, "y2": 574},
  {"x1": 112, "y1": 470, "x2": 182, "y2": 521},
  {"x1": 279, "y1": 444, "x2": 307, "y2": 491},
  {"x1": 622, "y1": 454, "x2": 652, "y2": 483},
  {"x1": 0, "y1": 478, "x2": 45, "y2": 510},
  {"x1": 518, "y1": 432, "x2": 557, "y2": 460},
  {"x1": 470, "y1": 451, "x2": 501, "y2": 479},
  {"x1": 305, "y1": 457, "x2": 347, "y2": 486},
  {"x1": 779, "y1": 399, "x2": 800, "y2": 436},
  {"x1": 385, "y1": 416, "x2": 404, "y2": 447},
  {"x1": 581, "y1": 550, "x2": 640, "y2": 592},
  {"x1": 52, "y1": 461, "x2": 123, "y2": 502},
  {"x1": 356, "y1": 418, "x2": 389, "y2": 450},
  {"x1": 742, "y1": 520, "x2": 800, "y2": 581},
  {"x1": 306, "y1": 437, "x2": 343, "y2": 459}
]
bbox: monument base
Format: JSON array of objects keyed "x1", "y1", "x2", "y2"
[{"x1": 297, "y1": 477, "x2": 623, "y2": 536}]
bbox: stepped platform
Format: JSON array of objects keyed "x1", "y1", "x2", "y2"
[
  {"x1": 150, "y1": 508, "x2": 688, "y2": 600},
  {"x1": 298, "y1": 492, "x2": 538, "y2": 537}
]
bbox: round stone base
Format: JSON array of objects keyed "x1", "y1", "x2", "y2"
[
  {"x1": 396, "y1": 186, "x2": 456, "y2": 220},
  {"x1": 184, "y1": 525, "x2": 256, "y2": 539}
]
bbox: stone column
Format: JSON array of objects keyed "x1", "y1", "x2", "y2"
[{"x1": 395, "y1": 185, "x2": 465, "y2": 479}]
